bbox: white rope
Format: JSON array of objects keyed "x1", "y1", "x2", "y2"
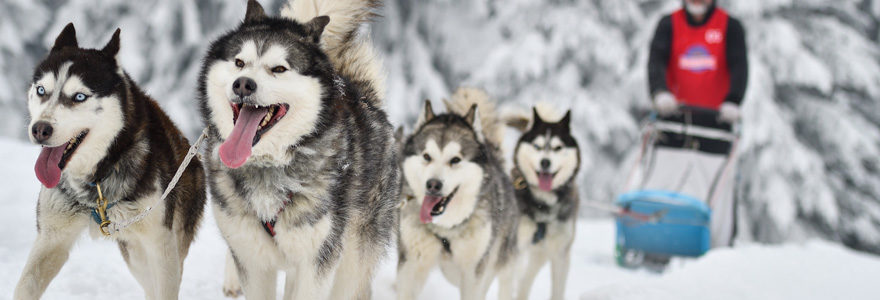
[{"x1": 104, "y1": 128, "x2": 208, "y2": 236}]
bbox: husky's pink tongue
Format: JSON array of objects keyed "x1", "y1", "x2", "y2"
[
  {"x1": 35, "y1": 143, "x2": 67, "y2": 188},
  {"x1": 420, "y1": 195, "x2": 444, "y2": 224},
  {"x1": 219, "y1": 106, "x2": 268, "y2": 168},
  {"x1": 538, "y1": 173, "x2": 554, "y2": 191}
]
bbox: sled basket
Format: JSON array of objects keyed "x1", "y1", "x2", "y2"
[{"x1": 615, "y1": 190, "x2": 711, "y2": 257}]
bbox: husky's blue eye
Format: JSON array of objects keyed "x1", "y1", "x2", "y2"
[
  {"x1": 73, "y1": 93, "x2": 88, "y2": 102},
  {"x1": 36, "y1": 86, "x2": 45, "y2": 96}
]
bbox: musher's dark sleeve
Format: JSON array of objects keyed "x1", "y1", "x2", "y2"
[
  {"x1": 648, "y1": 15, "x2": 673, "y2": 98},
  {"x1": 724, "y1": 17, "x2": 748, "y2": 105}
]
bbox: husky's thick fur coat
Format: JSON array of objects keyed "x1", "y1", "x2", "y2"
[
  {"x1": 197, "y1": 0, "x2": 399, "y2": 298},
  {"x1": 397, "y1": 88, "x2": 519, "y2": 300},
  {"x1": 15, "y1": 24, "x2": 206, "y2": 300},
  {"x1": 507, "y1": 105, "x2": 580, "y2": 300}
]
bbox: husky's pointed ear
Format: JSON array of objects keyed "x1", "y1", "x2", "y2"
[
  {"x1": 51, "y1": 23, "x2": 78, "y2": 53},
  {"x1": 101, "y1": 28, "x2": 121, "y2": 59},
  {"x1": 559, "y1": 110, "x2": 572, "y2": 129},
  {"x1": 304, "y1": 16, "x2": 330, "y2": 43},
  {"x1": 244, "y1": 0, "x2": 267, "y2": 23},
  {"x1": 465, "y1": 105, "x2": 486, "y2": 142},
  {"x1": 463, "y1": 104, "x2": 478, "y2": 126},
  {"x1": 394, "y1": 126, "x2": 405, "y2": 142},
  {"x1": 416, "y1": 99, "x2": 435, "y2": 128},
  {"x1": 532, "y1": 107, "x2": 544, "y2": 125}
]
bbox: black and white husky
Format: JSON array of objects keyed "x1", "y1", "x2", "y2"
[
  {"x1": 397, "y1": 88, "x2": 519, "y2": 300},
  {"x1": 197, "y1": 0, "x2": 399, "y2": 298},
  {"x1": 507, "y1": 105, "x2": 580, "y2": 300},
  {"x1": 15, "y1": 24, "x2": 206, "y2": 299}
]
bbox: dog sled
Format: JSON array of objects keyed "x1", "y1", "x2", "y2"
[{"x1": 609, "y1": 106, "x2": 739, "y2": 269}]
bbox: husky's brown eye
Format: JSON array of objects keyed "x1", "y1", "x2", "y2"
[
  {"x1": 423, "y1": 153, "x2": 432, "y2": 162},
  {"x1": 553, "y1": 146, "x2": 563, "y2": 152},
  {"x1": 235, "y1": 59, "x2": 245, "y2": 68},
  {"x1": 271, "y1": 66, "x2": 288, "y2": 73},
  {"x1": 450, "y1": 157, "x2": 461, "y2": 165}
]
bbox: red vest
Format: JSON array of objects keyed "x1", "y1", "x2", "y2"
[{"x1": 666, "y1": 8, "x2": 730, "y2": 109}]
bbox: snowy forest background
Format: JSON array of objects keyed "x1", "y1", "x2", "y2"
[{"x1": 0, "y1": 0, "x2": 879, "y2": 256}]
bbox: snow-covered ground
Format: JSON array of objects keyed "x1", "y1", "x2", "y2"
[{"x1": 3, "y1": 138, "x2": 879, "y2": 299}]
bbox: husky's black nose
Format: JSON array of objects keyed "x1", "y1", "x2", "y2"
[
  {"x1": 232, "y1": 77, "x2": 257, "y2": 98},
  {"x1": 540, "y1": 159, "x2": 551, "y2": 170},
  {"x1": 426, "y1": 179, "x2": 443, "y2": 195},
  {"x1": 31, "y1": 121, "x2": 53, "y2": 143}
]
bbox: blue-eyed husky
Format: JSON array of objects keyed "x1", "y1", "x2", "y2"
[{"x1": 15, "y1": 24, "x2": 206, "y2": 299}]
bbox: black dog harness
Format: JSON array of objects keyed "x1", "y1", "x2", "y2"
[{"x1": 435, "y1": 234, "x2": 452, "y2": 254}]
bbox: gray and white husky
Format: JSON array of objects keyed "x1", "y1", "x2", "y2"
[
  {"x1": 15, "y1": 24, "x2": 206, "y2": 300},
  {"x1": 397, "y1": 88, "x2": 518, "y2": 300},
  {"x1": 197, "y1": 0, "x2": 399, "y2": 299},
  {"x1": 507, "y1": 105, "x2": 580, "y2": 300}
]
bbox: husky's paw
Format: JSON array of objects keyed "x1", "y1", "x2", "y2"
[{"x1": 222, "y1": 282, "x2": 242, "y2": 298}]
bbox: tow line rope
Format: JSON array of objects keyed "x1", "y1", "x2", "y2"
[{"x1": 93, "y1": 128, "x2": 208, "y2": 236}]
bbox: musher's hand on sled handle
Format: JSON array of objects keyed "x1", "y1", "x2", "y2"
[
  {"x1": 653, "y1": 92, "x2": 678, "y2": 116},
  {"x1": 652, "y1": 96, "x2": 741, "y2": 126},
  {"x1": 718, "y1": 102, "x2": 741, "y2": 124}
]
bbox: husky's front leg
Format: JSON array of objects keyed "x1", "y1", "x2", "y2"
[
  {"x1": 460, "y1": 271, "x2": 491, "y2": 300},
  {"x1": 236, "y1": 258, "x2": 278, "y2": 300},
  {"x1": 222, "y1": 249, "x2": 243, "y2": 297},
  {"x1": 283, "y1": 261, "x2": 336, "y2": 300},
  {"x1": 516, "y1": 249, "x2": 548, "y2": 300},
  {"x1": 396, "y1": 213, "x2": 441, "y2": 300},
  {"x1": 550, "y1": 240, "x2": 573, "y2": 300},
  {"x1": 395, "y1": 245, "x2": 439, "y2": 300},
  {"x1": 14, "y1": 193, "x2": 88, "y2": 300},
  {"x1": 281, "y1": 216, "x2": 338, "y2": 300},
  {"x1": 496, "y1": 263, "x2": 516, "y2": 300},
  {"x1": 144, "y1": 230, "x2": 183, "y2": 299}
]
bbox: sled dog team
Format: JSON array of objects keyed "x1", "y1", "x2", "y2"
[{"x1": 14, "y1": 1, "x2": 581, "y2": 300}]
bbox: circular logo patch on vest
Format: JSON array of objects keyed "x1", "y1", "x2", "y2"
[
  {"x1": 706, "y1": 29, "x2": 723, "y2": 44},
  {"x1": 679, "y1": 45, "x2": 717, "y2": 73}
]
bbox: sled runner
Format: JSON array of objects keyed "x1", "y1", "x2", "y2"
[{"x1": 614, "y1": 106, "x2": 739, "y2": 269}]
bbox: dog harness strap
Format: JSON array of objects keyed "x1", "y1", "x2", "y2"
[
  {"x1": 91, "y1": 202, "x2": 116, "y2": 225},
  {"x1": 101, "y1": 128, "x2": 209, "y2": 236},
  {"x1": 511, "y1": 168, "x2": 527, "y2": 190},
  {"x1": 262, "y1": 192, "x2": 293, "y2": 238},
  {"x1": 435, "y1": 234, "x2": 452, "y2": 254},
  {"x1": 532, "y1": 222, "x2": 547, "y2": 244},
  {"x1": 263, "y1": 220, "x2": 277, "y2": 236}
]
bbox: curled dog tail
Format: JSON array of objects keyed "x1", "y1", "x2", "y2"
[
  {"x1": 444, "y1": 87, "x2": 505, "y2": 149},
  {"x1": 501, "y1": 101, "x2": 566, "y2": 132},
  {"x1": 281, "y1": 0, "x2": 386, "y2": 105}
]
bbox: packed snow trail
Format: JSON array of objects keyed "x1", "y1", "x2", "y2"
[{"x1": 1, "y1": 138, "x2": 879, "y2": 299}]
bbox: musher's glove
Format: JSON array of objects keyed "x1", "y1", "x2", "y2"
[
  {"x1": 653, "y1": 92, "x2": 678, "y2": 116},
  {"x1": 719, "y1": 102, "x2": 741, "y2": 123}
]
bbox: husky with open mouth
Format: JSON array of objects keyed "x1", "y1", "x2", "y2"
[
  {"x1": 397, "y1": 88, "x2": 518, "y2": 300},
  {"x1": 506, "y1": 104, "x2": 580, "y2": 300},
  {"x1": 198, "y1": 0, "x2": 399, "y2": 298},
  {"x1": 14, "y1": 24, "x2": 206, "y2": 299}
]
